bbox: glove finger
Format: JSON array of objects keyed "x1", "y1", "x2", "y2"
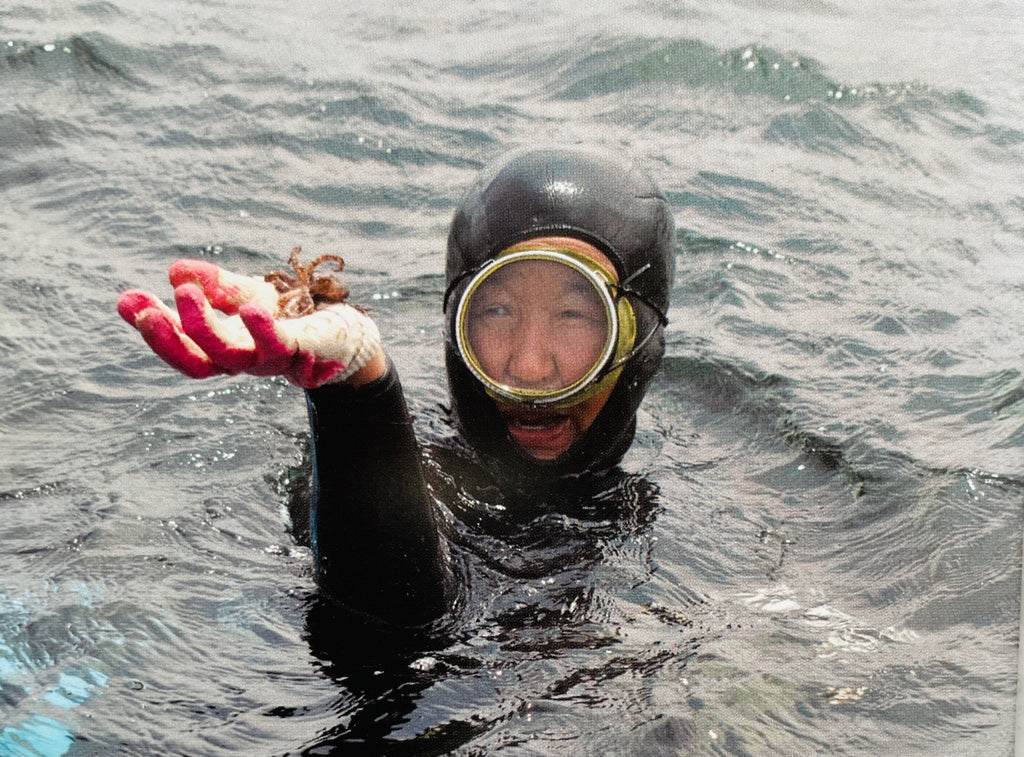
[
  {"x1": 117, "y1": 289, "x2": 223, "y2": 379},
  {"x1": 283, "y1": 352, "x2": 347, "y2": 389},
  {"x1": 117, "y1": 288, "x2": 165, "y2": 326},
  {"x1": 169, "y1": 259, "x2": 279, "y2": 316},
  {"x1": 175, "y1": 283, "x2": 257, "y2": 372},
  {"x1": 238, "y1": 303, "x2": 299, "y2": 376}
]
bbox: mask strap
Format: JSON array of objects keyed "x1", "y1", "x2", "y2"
[
  {"x1": 442, "y1": 266, "x2": 482, "y2": 314},
  {"x1": 620, "y1": 262, "x2": 651, "y2": 288}
]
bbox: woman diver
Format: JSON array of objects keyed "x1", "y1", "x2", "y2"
[{"x1": 117, "y1": 146, "x2": 675, "y2": 626}]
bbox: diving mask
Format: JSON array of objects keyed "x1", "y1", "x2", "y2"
[{"x1": 450, "y1": 244, "x2": 637, "y2": 409}]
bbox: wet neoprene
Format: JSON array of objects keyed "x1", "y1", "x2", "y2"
[{"x1": 306, "y1": 363, "x2": 453, "y2": 625}]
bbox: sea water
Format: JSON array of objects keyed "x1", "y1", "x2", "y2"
[{"x1": 1, "y1": 1, "x2": 1021, "y2": 754}]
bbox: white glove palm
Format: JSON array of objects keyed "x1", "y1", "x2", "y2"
[{"x1": 117, "y1": 258, "x2": 381, "y2": 388}]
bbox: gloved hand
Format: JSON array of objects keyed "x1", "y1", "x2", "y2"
[{"x1": 117, "y1": 259, "x2": 382, "y2": 388}]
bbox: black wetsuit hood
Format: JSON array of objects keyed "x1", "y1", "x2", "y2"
[{"x1": 444, "y1": 147, "x2": 675, "y2": 488}]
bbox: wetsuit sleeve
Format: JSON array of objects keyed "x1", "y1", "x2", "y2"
[{"x1": 304, "y1": 361, "x2": 453, "y2": 625}]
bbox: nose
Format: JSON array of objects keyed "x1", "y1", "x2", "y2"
[{"x1": 504, "y1": 319, "x2": 560, "y2": 390}]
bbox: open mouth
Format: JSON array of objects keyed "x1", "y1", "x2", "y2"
[
  {"x1": 506, "y1": 413, "x2": 567, "y2": 430},
  {"x1": 501, "y1": 410, "x2": 575, "y2": 459}
]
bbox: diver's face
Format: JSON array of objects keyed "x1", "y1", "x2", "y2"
[
  {"x1": 467, "y1": 260, "x2": 608, "y2": 393},
  {"x1": 473, "y1": 237, "x2": 619, "y2": 460}
]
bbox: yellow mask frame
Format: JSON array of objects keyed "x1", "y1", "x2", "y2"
[{"x1": 453, "y1": 242, "x2": 637, "y2": 409}]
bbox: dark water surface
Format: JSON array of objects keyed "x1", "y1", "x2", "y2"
[{"x1": 1, "y1": 1, "x2": 1021, "y2": 755}]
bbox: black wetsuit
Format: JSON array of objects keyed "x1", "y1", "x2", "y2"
[
  {"x1": 304, "y1": 146, "x2": 675, "y2": 627},
  {"x1": 305, "y1": 362, "x2": 453, "y2": 625}
]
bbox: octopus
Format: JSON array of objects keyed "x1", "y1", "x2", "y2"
[{"x1": 264, "y1": 246, "x2": 351, "y2": 318}]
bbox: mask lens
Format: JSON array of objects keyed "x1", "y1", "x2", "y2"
[{"x1": 457, "y1": 253, "x2": 618, "y2": 404}]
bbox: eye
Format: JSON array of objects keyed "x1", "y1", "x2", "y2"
[
  {"x1": 557, "y1": 304, "x2": 604, "y2": 325},
  {"x1": 559, "y1": 308, "x2": 589, "y2": 320}
]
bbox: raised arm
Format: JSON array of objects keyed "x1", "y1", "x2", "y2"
[
  {"x1": 117, "y1": 257, "x2": 453, "y2": 624},
  {"x1": 306, "y1": 365, "x2": 453, "y2": 624}
]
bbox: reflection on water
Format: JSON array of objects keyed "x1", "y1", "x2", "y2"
[{"x1": 0, "y1": 1, "x2": 1021, "y2": 754}]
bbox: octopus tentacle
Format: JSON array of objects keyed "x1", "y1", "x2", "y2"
[{"x1": 263, "y1": 247, "x2": 351, "y2": 318}]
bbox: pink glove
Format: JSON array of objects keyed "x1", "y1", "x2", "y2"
[{"x1": 117, "y1": 259, "x2": 381, "y2": 388}]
